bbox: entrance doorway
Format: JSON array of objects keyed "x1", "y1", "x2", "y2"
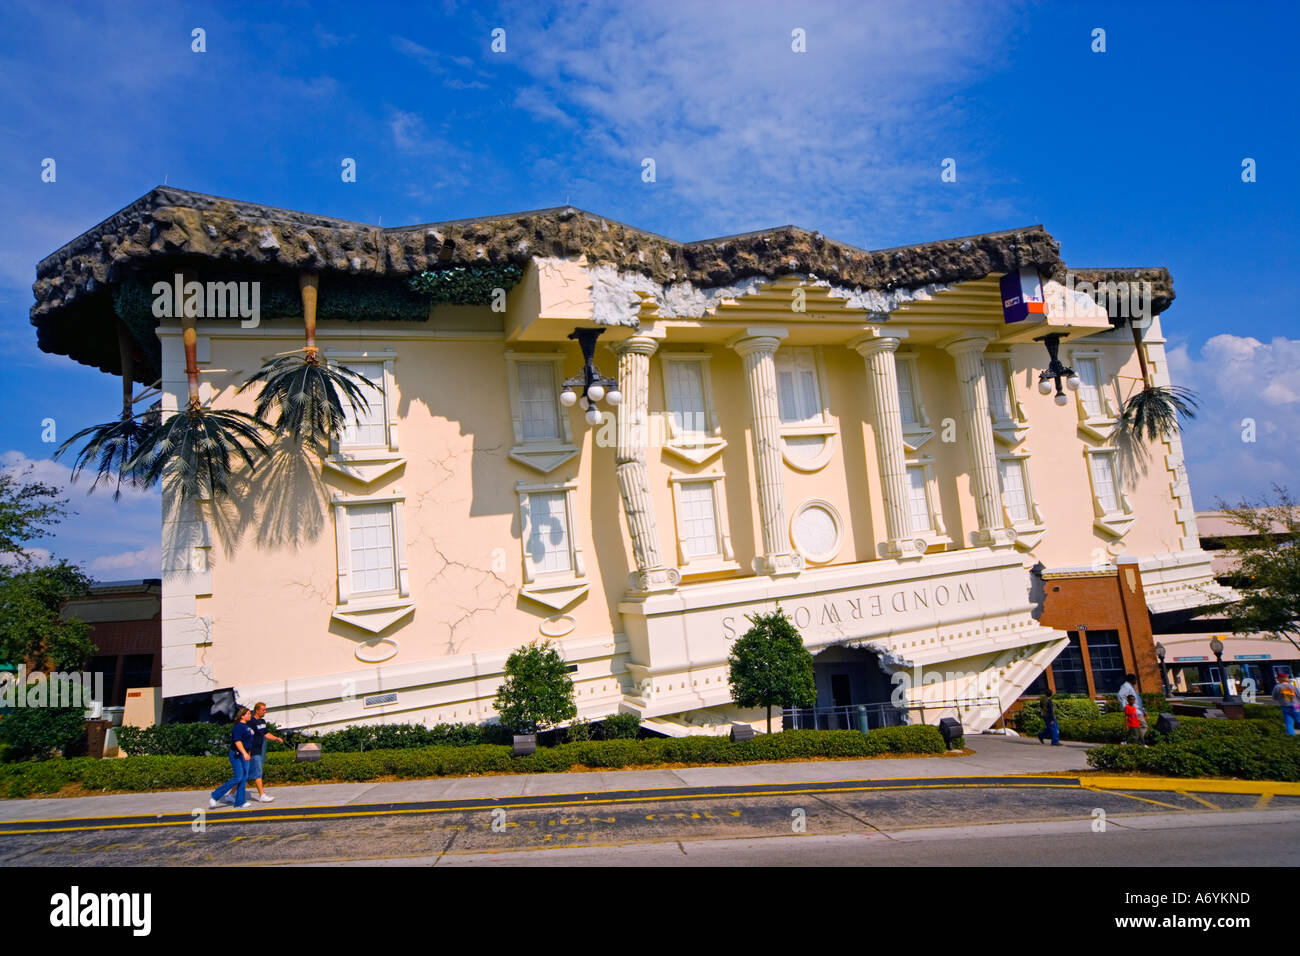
[{"x1": 784, "y1": 644, "x2": 899, "y2": 730}]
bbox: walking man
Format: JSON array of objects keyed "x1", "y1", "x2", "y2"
[
  {"x1": 246, "y1": 702, "x2": 285, "y2": 803},
  {"x1": 210, "y1": 706, "x2": 254, "y2": 809},
  {"x1": 1037, "y1": 688, "x2": 1060, "y2": 746},
  {"x1": 1272, "y1": 671, "x2": 1300, "y2": 736}
]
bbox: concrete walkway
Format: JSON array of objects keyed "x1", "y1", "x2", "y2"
[{"x1": 0, "y1": 732, "x2": 1092, "y2": 823}]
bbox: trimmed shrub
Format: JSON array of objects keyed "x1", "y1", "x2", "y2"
[
  {"x1": 0, "y1": 726, "x2": 950, "y2": 797},
  {"x1": 115, "y1": 722, "x2": 228, "y2": 757},
  {"x1": 565, "y1": 718, "x2": 594, "y2": 743},
  {"x1": 1087, "y1": 736, "x2": 1300, "y2": 781},
  {"x1": 599, "y1": 713, "x2": 642, "y2": 740},
  {"x1": 1015, "y1": 694, "x2": 1100, "y2": 735},
  {"x1": 0, "y1": 707, "x2": 88, "y2": 761}
]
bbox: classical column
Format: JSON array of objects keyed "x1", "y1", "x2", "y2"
[
  {"x1": 613, "y1": 335, "x2": 679, "y2": 593},
  {"x1": 851, "y1": 328, "x2": 924, "y2": 559},
  {"x1": 943, "y1": 332, "x2": 1015, "y2": 548},
  {"x1": 730, "y1": 329, "x2": 804, "y2": 576}
]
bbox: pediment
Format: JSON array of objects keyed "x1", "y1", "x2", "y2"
[
  {"x1": 331, "y1": 602, "x2": 416, "y2": 634},
  {"x1": 322, "y1": 454, "x2": 406, "y2": 486},
  {"x1": 510, "y1": 444, "x2": 580, "y2": 474},
  {"x1": 521, "y1": 581, "x2": 589, "y2": 611}
]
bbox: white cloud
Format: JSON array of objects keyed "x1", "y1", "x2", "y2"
[
  {"x1": 89, "y1": 547, "x2": 160, "y2": 576},
  {"x1": 500, "y1": 0, "x2": 1006, "y2": 239},
  {"x1": 1167, "y1": 335, "x2": 1300, "y2": 507},
  {"x1": 1, "y1": 450, "x2": 159, "y2": 579}
]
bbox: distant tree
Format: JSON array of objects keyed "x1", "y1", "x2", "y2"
[
  {"x1": 727, "y1": 609, "x2": 817, "y2": 733},
  {"x1": 0, "y1": 464, "x2": 95, "y2": 671},
  {"x1": 0, "y1": 562, "x2": 95, "y2": 671},
  {"x1": 1210, "y1": 485, "x2": 1300, "y2": 654},
  {"x1": 0, "y1": 467, "x2": 65, "y2": 564},
  {"x1": 493, "y1": 640, "x2": 577, "y2": 735}
]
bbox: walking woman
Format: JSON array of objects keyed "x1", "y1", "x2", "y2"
[{"x1": 210, "y1": 706, "x2": 255, "y2": 809}]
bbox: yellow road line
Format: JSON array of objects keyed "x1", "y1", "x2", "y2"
[
  {"x1": 1177, "y1": 790, "x2": 1221, "y2": 810},
  {"x1": 1081, "y1": 786, "x2": 1190, "y2": 811},
  {"x1": 1256, "y1": 792, "x2": 1274, "y2": 809},
  {"x1": 1085, "y1": 776, "x2": 1300, "y2": 796},
  {"x1": 0, "y1": 780, "x2": 1081, "y2": 836}
]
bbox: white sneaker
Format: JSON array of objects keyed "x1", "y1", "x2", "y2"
[
  {"x1": 209, "y1": 798, "x2": 221, "y2": 809},
  {"x1": 258, "y1": 794, "x2": 275, "y2": 803},
  {"x1": 236, "y1": 802, "x2": 254, "y2": 809}
]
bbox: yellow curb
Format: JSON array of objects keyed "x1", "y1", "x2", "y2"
[{"x1": 1085, "y1": 776, "x2": 1300, "y2": 795}]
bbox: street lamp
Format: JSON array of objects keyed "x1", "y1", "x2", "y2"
[
  {"x1": 1208, "y1": 636, "x2": 1237, "y2": 703},
  {"x1": 1155, "y1": 642, "x2": 1169, "y2": 696},
  {"x1": 1034, "y1": 333, "x2": 1080, "y2": 406},
  {"x1": 561, "y1": 328, "x2": 623, "y2": 426}
]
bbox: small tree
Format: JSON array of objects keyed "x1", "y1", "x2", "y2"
[
  {"x1": 727, "y1": 608, "x2": 817, "y2": 733},
  {"x1": 1210, "y1": 486, "x2": 1300, "y2": 654},
  {"x1": 493, "y1": 640, "x2": 577, "y2": 735}
]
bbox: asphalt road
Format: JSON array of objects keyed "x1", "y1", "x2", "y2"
[{"x1": 2, "y1": 780, "x2": 1296, "y2": 867}]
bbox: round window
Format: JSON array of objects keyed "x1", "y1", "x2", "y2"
[{"x1": 791, "y1": 501, "x2": 842, "y2": 564}]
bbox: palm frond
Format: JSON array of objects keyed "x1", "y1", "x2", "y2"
[
  {"x1": 53, "y1": 407, "x2": 155, "y2": 500},
  {"x1": 237, "y1": 357, "x2": 372, "y2": 455},
  {"x1": 126, "y1": 405, "x2": 271, "y2": 500},
  {"x1": 1115, "y1": 385, "x2": 1200, "y2": 444}
]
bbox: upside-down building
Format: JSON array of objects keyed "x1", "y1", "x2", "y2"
[{"x1": 31, "y1": 188, "x2": 1224, "y2": 733}]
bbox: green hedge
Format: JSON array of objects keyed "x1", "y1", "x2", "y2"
[
  {"x1": 1086, "y1": 737, "x2": 1300, "y2": 781},
  {"x1": 0, "y1": 725, "x2": 946, "y2": 798},
  {"x1": 1016, "y1": 693, "x2": 1172, "y2": 736}
]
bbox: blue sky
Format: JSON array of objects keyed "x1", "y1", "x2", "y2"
[{"x1": 1, "y1": 0, "x2": 1297, "y2": 578}]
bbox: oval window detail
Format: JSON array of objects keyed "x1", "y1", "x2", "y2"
[{"x1": 790, "y1": 500, "x2": 843, "y2": 564}]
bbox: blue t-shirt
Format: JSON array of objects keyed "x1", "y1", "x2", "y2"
[
  {"x1": 230, "y1": 721, "x2": 254, "y2": 758},
  {"x1": 249, "y1": 717, "x2": 270, "y2": 757}
]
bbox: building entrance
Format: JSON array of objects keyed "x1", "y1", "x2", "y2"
[{"x1": 785, "y1": 644, "x2": 900, "y2": 730}]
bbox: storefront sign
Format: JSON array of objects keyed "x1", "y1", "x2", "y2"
[
  {"x1": 1173, "y1": 655, "x2": 1209, "y2": 662},
  {"x1": 1233, "y1": 654, "x2": 1271, "y2": 660},
  {"x1": 721, "y1": 578, "x2": 978, "y2": 643},
  {"x1": 1000, "y1": 267, "x2": 1045, "y2": 324}
]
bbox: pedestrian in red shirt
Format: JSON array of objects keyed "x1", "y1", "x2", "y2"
[{"x1": 1124, "y1": 694, "x2": 1146, "y2": 745}]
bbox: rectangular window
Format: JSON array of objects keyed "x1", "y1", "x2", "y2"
[
  {"x1": 678, "y1": 481, "x2": 720, "y2": 558},
  {"x1": 526, "y1": 491, "x2": 572, "y2": 575},
  {"x1": 896, "y1": 361, "x2": 918, "y2": 424},
  {"x1": 666, "y1": 360, "x2": 708, "y2": 439},
  {"x1": 998, "y1": 458, "x2": 1030, "y2": 524},
  {"x1": 1052, "y1": 633, "x2": 1089, "y2": 695},
  {"x1": 1075, "y1": 357, "x2": 1103, "y2": 417},
  {"x1": 1090, "y1": 453, "x2": 1119, "y2": 513},
  {"x1": 984, "y1": 358, "x2": 1014, "y2": 423},
  {"x1": 776, "y1": 348, "x2": 822, "y2": 425},
  {"x1": 906, "y1": 465, "x2": 932, "y2": 533},
  {"x1": 517, "y1": 362, "x2": 561, "y2": 441},
  {"x1": 348, "y1": 503, "x2": 396, "y2": 595},
  {"x1": 340, "y1": 361, "x2": 387, "y2": 448},
  {"x1": 1085, "y1": 630, "x2": 1126, "y2": 695}
]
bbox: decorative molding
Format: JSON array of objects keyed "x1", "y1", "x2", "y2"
[
  {"x1": 322, "y1": 451, "x2": 406, "y2": 486},
  {"x1": 1083, "y1": 447, "x2": 1137, "y2": 539},
  {"x1": 331, "y1": 492, "x2": 412, "y2": 629}
]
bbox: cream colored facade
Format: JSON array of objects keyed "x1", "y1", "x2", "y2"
[{"x1": 147, "y1": 251, "x2": 1217, "y2": 736}]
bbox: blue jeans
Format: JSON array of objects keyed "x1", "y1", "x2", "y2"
[
  {"x1": 211, "y1": 752, "x2": 249, "y2": 805},
  {"x1": 1285, "y1": 709, "x2": 1300, "y2": 737},
  {"x1": 1038, "y1": 720, "x2": 1060, "y2": 745}
]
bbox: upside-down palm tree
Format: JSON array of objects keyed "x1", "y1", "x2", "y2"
[
  {"x1": 126, "y1": 312, "x2": 270, "y2": 500},
  {"x1": 1114, "y1": 319, "x2": 1199, "y2": 444},
  {"x1": 54, "y1": 321, "x2": 162, "y2": 499},
  {"x1": 237, "y1": 272, "x2": 372, "y2": 456}
]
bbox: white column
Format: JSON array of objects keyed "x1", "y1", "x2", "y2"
[
  {"x1": 613, "y1": 335, "x2": 679, "y2": 593},
  {"x1": 851, "y1": 329, "x2": 924, "y2": 559},
  {"x1": 943, "y1": 332, "x2": 1014, "y2": 548},
  {"x1": 730, "y1": 329, "x2": 804, "y2": 577}
]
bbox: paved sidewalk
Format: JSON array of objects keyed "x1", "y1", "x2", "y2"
[{"x1": 0, "y1": 732, "x2": 1091, "y2": 823}]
